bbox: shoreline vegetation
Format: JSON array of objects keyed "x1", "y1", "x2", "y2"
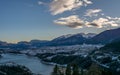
[{"x1": 0, "y1": 64, "x2": 34, "y2": 75}]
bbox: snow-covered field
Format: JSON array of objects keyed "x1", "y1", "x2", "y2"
[{"x1": 20, "y1": 44, "x2": 103, "y2": 56}]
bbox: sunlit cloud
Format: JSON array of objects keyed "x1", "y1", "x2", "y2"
[
  {"x1": 38, "y1": 1, "x2": 47, "y2": 5},
  {"x1": 86, "y1": 17, "x2": 120, "y2": 28},
  {"x1": 54, "y1": 15, "x2": 120, "y2": 29},
  {"x1": 85, "y1": 9, "x2": 102, "y2": 17},
  {"x1": 50, "y1": 0, "x2": 92, "y2": 15},
  {"x1": 38, "y1": 0, "x2": 120, "y2": 29},
  {"x1": 54, "y1": 15, "x2": 84, "y2": 29}
]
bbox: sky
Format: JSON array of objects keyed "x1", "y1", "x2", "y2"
[{"x1": 0, "y1": 0, "x2": 120, "y2": 43}]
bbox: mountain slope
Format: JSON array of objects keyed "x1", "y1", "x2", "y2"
[
  {"x1": 50, "y1": 33, "x2": 96, "y2": 46},
  {"x1": 100, "y1": 40, "x2": 120, "y2": 53},
  {"x1": 88, "y1": 28, "x2": 120, "y2": 44},
  {"x1": 92, "y1": 40, "x2": 120, "y2": 72}
]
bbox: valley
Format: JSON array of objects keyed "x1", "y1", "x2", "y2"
[{"x1": 0, "y1": 28, "x2": 120, "y2": 75}]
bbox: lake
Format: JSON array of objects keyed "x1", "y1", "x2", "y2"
[{"x1": 0, "y1": 53, "x2": 54, "y2": 75}]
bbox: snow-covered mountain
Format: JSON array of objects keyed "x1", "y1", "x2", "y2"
[
  {"x1": 52, "y1": 34, "x2": 73, "y2": 41},
  {"x1": 89, "y1": 28, "x2": 120, "y2": 44},
  {"x1": 80, "y1": 33, "x2": 96, "y2": 38},
  {"x1": 49, "y1": 33, "x2": 96, "y2": 46},
  {"x1": 1, "y1": 27, "x2": 120, "y2": 49},
  {"x1": 52, "y1": 33, "x2": 96, "y2": 41}
]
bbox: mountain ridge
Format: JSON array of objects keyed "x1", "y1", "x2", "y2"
[{"x1": 0, "y1": 27, "x2": 120, "y2": 49}]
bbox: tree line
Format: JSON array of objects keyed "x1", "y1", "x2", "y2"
[{"x1": 51, "y1": 63, "x2": 115, "y2": 75}]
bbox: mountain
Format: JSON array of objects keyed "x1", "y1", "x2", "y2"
[
  {"x1": 1, "y1": 27, "x2": 120, "y2": 49},
  {"x1": 51, "y1": 27, "x2": 120, "y2": 45},
  {"x1": 87, "y1": 28, "x2": 120, "y2": 44},
  {"x1": 0, "y1": 41, "x2": 7, "y2": 45},
  {"x1": 0, "y1": 41, "x2": 9, "y2": 49},
  {"x1": 13, "y1": 41, "x2": 31, "y2": 49},
  {"x1": 52, "y1": 33, "x2": 96, "y2": 42},
  {"x1": 10, "y1": 40, "x2": 50, "y2": 50},
  {"x1": 49, "y1": 33, "x2": 96, "y2": 46},
  {"x1": 81, "y1": 33, "x2": 96, "y2": 38},
  {"x1": 29, "y1": 40, "x2": 50, "y2": 47},
  {"x1": 100, "y1": 40, "x2": 120, "y2": 53},
  {"x1": 0, "y1": 40, "x2": 50, "y2": 50}
]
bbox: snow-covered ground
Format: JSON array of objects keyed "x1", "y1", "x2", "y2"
[
  {"x1": 92, "y1": 51, "x2": 120, "y2": 72},
  {"x1": 20, "y1": 44, "x2": 103, "y2": 56}
]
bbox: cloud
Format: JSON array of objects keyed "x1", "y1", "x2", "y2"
[
  {"x1": 85, "y1": 9, "x2": 102, "y2": 17},
  {"x1": 54, "y1": 15, "x2": 120, "y2": 29},
  {"x1": 38, "y1": 1, "x2": 120, "y2": 29},
  {"x1": 86, "y1": 18, "x2": 109, "y2": 28},
  {"x1": 106, "y1": 16, "x2": 120, "y2": 21},
  {"x1": 86, "y1": 17, "x2": 120, "y2": 28},
  {"x1": 38, "y1": 1, "x2": 44, "y2": 5},
  {"x1": 38, "y1": 1, "x2": 47, "y2": 5},
  {"x1": 50, "y1": 0, "x2": 92, "y2": 15},
  {"x1": 54, "y1": 15, "x2": 84, "y2": 29}
]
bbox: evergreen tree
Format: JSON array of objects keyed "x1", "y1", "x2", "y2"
[
  {"x1": 80, "y1": 68, "x2": 83, "y2": 75},
  {"x1": 51, "y1": 65, "x2": 60, "y2": 75},
  {"x1": 101, "y1": 69, "x2": 113, "y2": 75},
  {"x1": 72, "y1": 64, "x2": 80, "y2": 75},
  {"x1": 65, "y1": 64, "x2": 71, "y2": 75},
  {"x1": 60, "y1": 71, "x2": 64, "y2": 75},
  {"x1": 87, "y1": 63, "x2": 102, "y2": 75}
]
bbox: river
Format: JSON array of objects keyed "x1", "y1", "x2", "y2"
[{"x1": 0, "y1": 53, "x2": 54, "y2": 75}]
